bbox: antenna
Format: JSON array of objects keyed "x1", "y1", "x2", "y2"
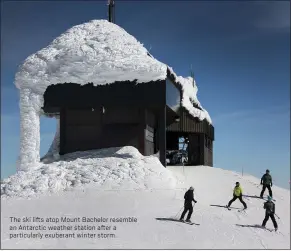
[
  {"x1": 190, "y1": 64, "x2": 194, "y2": 87},
  {"x1": 108, "y1": 0, "x2": 115, "y2": 23}
]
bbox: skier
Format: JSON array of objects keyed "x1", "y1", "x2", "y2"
[
  {"x1": 180, "y1": 186, "x2": 197, "y2": 222},
  {"x1": 227, "y1": 182, "x2": 247, "y2": 209},
  {"x1": 262, "y1": 195, "x2": 278, "y2": 231},
  {"x1": 260, "y1": 169, "x2": 273, "y2": 198}
]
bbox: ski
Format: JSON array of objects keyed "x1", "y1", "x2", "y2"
[
  {"x1": 185, "y1": 222, "x2": 200, "y2": 225},
  {"x1": 261, "y1": 197, "x2": 276, "y2": 202},
  {"x1": 226, "y1": 206, "x2": 246, "y2": 213},
  {"x1": 262, "y1": 228, "x2": 284, "y2": 235},
  {"x1": 238, "y1": 209, "x2": 247, "y2": 213},
  {"x1": 180, "y1": 220, "x2": 200, "y2": 225},
  {"x1": 261, "y1": 227, "x2": 276, "y2": 232},
  {"x1": 253, "y1": 225, "x2": 280, "y2": 233}
]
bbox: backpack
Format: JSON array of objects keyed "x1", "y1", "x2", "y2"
[{"x1": 265, "y1": 201, "x2": 275, "y2": 214}]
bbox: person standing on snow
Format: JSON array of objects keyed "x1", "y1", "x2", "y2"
[
  {"x1": 262, "y1": 195, "x2": 278, "y2": 231},
  {"x1": 260, "y1": 169, "x2": 273, "y2": 198},
  {"x1": 227, "y1": 182, "x2": 247, "y2": 209},
  {"x1": 180, "y1": 186, "x2": 197, "y2": 222}
]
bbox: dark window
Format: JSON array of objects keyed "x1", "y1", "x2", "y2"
[
  {"x1": 205, "y1": 135, "x2": 208, "y2": 148},
  {"x1": 205, "y1": 135, "x2": 212, "y2": 149},
  {"x1": 166, "y1": 78, "x2": 180, "y2": 113}
]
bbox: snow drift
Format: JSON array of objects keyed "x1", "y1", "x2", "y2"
[
  {"x1": 1, "y1": 166, "x2": 289, "y2": 249},
  {"x1": 1, "y1": 147, "x2": 176, "y2": 198}
]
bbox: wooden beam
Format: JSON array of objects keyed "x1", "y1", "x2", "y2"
[{"x1": 158, "y1": 106, "x2": 166, "y2": 167}]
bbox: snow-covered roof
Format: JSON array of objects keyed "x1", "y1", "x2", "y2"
[
  {"x1": 14, "y1": 19, "x2": 211, "y2": 124},
  {"x1": 168, "y1": 67, "x2": 212, "y2": 124},
  {"x1": 15, "y1": 19, "x2": 167, "y2": 95}
]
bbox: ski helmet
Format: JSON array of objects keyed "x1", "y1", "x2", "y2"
[
  {"x1": 235, "y1": 182, "x2": 240, "y2": 186},
  {"x1": 266, "y1": 169, "x2": 270, "y2": 173},
  {"x1": 189, "y1": 186, "x2": 194, "y2": 191}
]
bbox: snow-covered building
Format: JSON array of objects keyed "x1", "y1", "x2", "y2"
[{"x1": 14, "y1": 19, "x2": 214, "y2": 170}]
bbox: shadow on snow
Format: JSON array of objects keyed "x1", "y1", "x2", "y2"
[
  {"x1": 236, "y1": 224, "x2": 273, "y2": 232},
  {"x1": 210, "y1": 204, "x2": 241, "y2": 210},
  {"x1": 243, "y1": 195, "x2": 262, "y2": 199},
  {"x1": 155, "y1": 218, "x2": 200, "y2": 225}
]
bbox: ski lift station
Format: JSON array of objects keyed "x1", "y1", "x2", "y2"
[{"x1": 15, "y1": 18, "x2": 214, "y2": 170}]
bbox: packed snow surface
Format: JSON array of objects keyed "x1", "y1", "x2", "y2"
[
  {"x1": 1, "y1": 163, "x2": 289, "y2": 249},
  {"x1": 15, "y1": 19, "x2": 167, "y2": 95},
  {"x1": 1, "y1": 147, "x2": 176, "y2": 198}
]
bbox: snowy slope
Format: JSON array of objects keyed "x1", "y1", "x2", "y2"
[{"x1": 1, "y1": 158, "x2": 289, "y2": 249}]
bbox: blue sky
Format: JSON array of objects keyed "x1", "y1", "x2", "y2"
[{"x1": 1, "y1": 1, "x2": 290, "y2": 189}]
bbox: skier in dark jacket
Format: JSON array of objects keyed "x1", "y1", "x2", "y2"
[
  {"x1": 227, "y1": 182, "x2": 247, "y2": 209},
  {"x1": 262, "y1": 196, "x2": 278, "y2": 231},
  {"x1": 260, "y1": 169, "x2": 273, "y2": 198},
  {"x1": 180, "y1": 186, "x2": 197, "y2": 222}
]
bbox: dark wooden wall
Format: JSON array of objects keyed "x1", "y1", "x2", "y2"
[
  {"x1": 187, "y1": 133, "x2": 214, "y2": 166},
  {"x1": 144, "y1": 109, "x2": 156, "y2": 156},
  {"x1": 60, "y1": 106, "x2": 144, "y2": 155},
  {"x1": 44, "y1": 81, "x2": 168, "y2": 166},
  {"x1": 167, "y1": 108, "x2": 214, "y2": 140},
  {"x1": 59, "y1": 105, "x2": 167, "y2": 166},
  {"x1": 203, "y1": 135, "x2": 213, "y2": 166},
  {"x1": 188, "y1": 133, "x2": 203, "y2": 165}
]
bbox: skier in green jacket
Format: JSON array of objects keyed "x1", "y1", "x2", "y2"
[
  {"x1": 227, "y1": 182, "x2": 247, "y2": 209},
  {"x1": 260, "y1": 169, "x2": 273, "y2": 198},
  {"x1": 262, "y1": 196, "x2": 278, "y2": 231}
]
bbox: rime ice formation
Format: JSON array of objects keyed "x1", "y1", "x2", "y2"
[
  {"x1": 1, "y1": 147, "x2": 177, "y2": 198},
  {"x1": 19, "y1": 89, "x2": 42, "y2": 170},
  {"x1": 15, "y1": 19, "x2": 167, "y2": 93},
  {"x1": 14, "y1": 19, "x2": 212, "y2": 170},
  {"x1": 14, "y1": 20, "x2": 167, "y2": 170},
  {"x1": 168, "y1": 67, "x2": 212, "y2": 124}
]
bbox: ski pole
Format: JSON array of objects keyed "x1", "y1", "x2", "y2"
[
  {"x1": 275, "y1": 213, "x2": 280, "y2": 220},
  {"x1": 174, "y1": 206, "x2": 184, "y2": 219}
]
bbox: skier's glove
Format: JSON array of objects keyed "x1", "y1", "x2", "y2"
[{"x1": 194, "y1": 200, "x2": 197, "y2": 203}]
